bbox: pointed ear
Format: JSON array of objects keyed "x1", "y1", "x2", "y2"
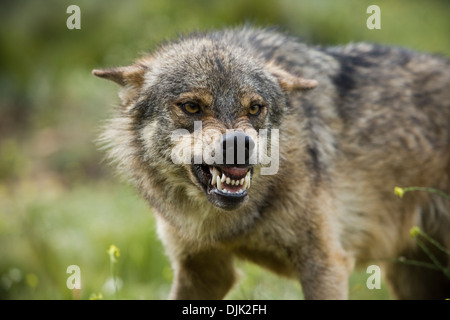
[
  {"x1": 92, "y1": 63, "x2": 147, "y2": 105},
  {"x1": 266, "y1": 62, "x2": 318, "y2": 91},
  {"x1": 92, "y1": 64, "x2": 147, "y2": 87}
]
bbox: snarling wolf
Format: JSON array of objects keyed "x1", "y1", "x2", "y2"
[{"x1": 94, "y1": 27, "x2": 450, "y2": 299}]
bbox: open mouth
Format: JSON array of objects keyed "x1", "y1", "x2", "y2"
[
  {"x1": 209, "y1": 166, "x2": 251, "y2": 195},
  {"x1": 192, "y1": 164, "x2": 252, "y2": 210}
]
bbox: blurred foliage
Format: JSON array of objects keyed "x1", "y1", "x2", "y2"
[{"x1": 0, "y1": 0, "x2": 448, "y2": 299}]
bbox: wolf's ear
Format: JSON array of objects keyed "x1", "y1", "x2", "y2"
[
  {"x1": 266, "y1": 62, "x2": 318, "y2": 92},
  {"x1": 92, "y1": 64, "x2": 147, "y2": 105}
]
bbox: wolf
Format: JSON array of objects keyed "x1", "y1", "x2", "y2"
[{"x1": 93, "y1": 27, "x2": 450, "y2": 299}]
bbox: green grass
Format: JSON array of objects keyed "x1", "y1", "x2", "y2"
[
  {"x1": 0, "y1": 179, "x2": 169, "y2": 299},
  {"x1": 0, "y1": 179, "x2": 390, "y2": 299}
]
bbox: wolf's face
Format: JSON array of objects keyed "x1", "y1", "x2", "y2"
[{"x1": 94, "y1": 36, "x2": 317, "y2": 211}]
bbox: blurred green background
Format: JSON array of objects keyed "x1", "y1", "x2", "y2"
[{"x1": 0, "y1": 0, "x2": 448, "y2": 300}]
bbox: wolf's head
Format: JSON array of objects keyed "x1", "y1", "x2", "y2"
[{"x1": 94, "y1": 31, "x2": 317, "y2": 211}]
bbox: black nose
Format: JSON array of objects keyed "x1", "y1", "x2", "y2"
[{"x1": 221, "y1": 131, "x2": 255, "y2": 166}]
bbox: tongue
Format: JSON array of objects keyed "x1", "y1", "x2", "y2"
[{"x1": 221, "y1": 166, "x2": 248, "y2": 177}]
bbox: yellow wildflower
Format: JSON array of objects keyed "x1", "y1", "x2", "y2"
[
  {"x1": 394, "y1": 187, "x2": 404, "y2": 198},
  {"x1": 107, "y1": 244, "x2": 120, "y2": 263},
  {"x1": 409, "y1": 226, "x2": 420, "y2": 238}
]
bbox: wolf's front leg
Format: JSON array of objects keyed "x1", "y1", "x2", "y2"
[
  {"x1": 169, "y1": 249, "x2": 237, "y2": 300},
  {"x1": 296, "y1": 249, "x2": 352, "y2": 300},
  {"x1": 291, "y1": 224, "x2": 354, "y2": 300},
  {"x1": 290, "y1": 200, "x2": 354, "y2": 299}
]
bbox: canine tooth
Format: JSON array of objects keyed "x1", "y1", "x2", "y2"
[
  {"x1": 226, "y1": 177, "x2": 230, "y2": 184},
  {"x1": 216, "y1": 176, "x2": 222, "y2": 190},
  {"x1": 242, "y1": 173, "x2": 250, "y2": 191},
  {"x1": 240, "y1": 178, "x2": 245, "y2": 185},
  {"x1": 246, "y1": 172, "x2": 251, "y2": 189},
  {"x1": 211, "y1": 168, "x2": 218, "y2": 185},
  {"x1": 221, "y1": 173, "x2": 226, "y2": 183}
]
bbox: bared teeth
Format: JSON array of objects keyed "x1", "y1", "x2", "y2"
[
  {"x1": 210, "y1": 167, "x2": 251, "y2": 194},
  {"x1": 216, "y1": 175, "x2": 222, "y2": 190},
  {"x1": 211, "y1": 167, "x2": 219, "y2": 185},
  {"x1": 243, "y1": 172, "x2": 249, "y2": 190},
  {"x1": 246, "y1": 171, "x2": 251, "y2": 189}
]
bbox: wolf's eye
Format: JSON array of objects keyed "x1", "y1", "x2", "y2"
[
  {"x1": 248, "y1": 104, "x2": 262, "y2": 116},
  {"x1": 181, "y1": 102, "x2": 201, "y2": 115}
]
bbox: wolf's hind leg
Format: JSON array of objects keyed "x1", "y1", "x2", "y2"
[{"x1": 385, "y1": 245, "x2": 450, "y2": 299}]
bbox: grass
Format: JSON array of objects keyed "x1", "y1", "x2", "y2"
[
  {"x1": 0, "y1": 179, "x2": 169, "y2": 299},
  {"x1": 0, "y1": 178, "x2": 391, "y2": 300}
]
